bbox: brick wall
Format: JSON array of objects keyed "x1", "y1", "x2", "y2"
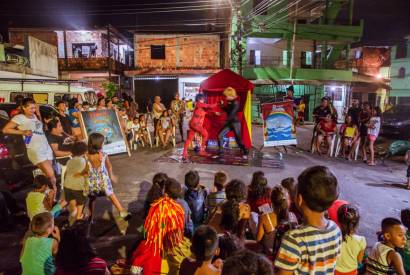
[
  {"x1": 134, "y1": 34, "x2": 220, "y2": 69},
  {"x1": 9, "y1": 31, "x2": 58, "y2": 46}
]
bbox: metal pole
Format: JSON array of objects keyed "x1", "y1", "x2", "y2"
[
  {"x1": 289, "y1": 19, "x2": 297, "y2": 83},
  {"x1": 107, "y1": 26, "x2": 111, "y2": 80},
  {"x1": 63, "y1": 30, "x2": 68, "y2": 68}
]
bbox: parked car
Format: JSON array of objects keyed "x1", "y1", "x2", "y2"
[{"x1": 381, "y1": 104, "x2": 410, "y2": 138}]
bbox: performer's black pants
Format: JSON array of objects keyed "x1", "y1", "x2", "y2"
[
  {"x1": 218, "y1": 121, "x2": 246, "y2": 152},
  {"x1": 178, "y1": 114, "x2": 184, "y2": 140}
]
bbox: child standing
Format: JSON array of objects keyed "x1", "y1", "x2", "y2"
[
  {"x1": 297, "y1": 98, "x2": 306, "y2": 126},
  {"x1": 366, "y1": 106, "x2": 382, "y2": 166},
  {"x1": 20, "y1": 212, "x2": 60, "y2": 275},
  {"x1": 367, "y1": 217, "x2": 406, "y2": 275},
  {"x1": 335, "y1": 204, "x2": 366, "y2": 275},
  {"x1": 275, "y1": 166, "x2": 342, "y2": 274},
  {"x1": 184, "y1": 170, "x2": 208, "y2": 229},
  {"x1": 86, "y1": 133, "x2": 130, "y2": 221},
  {"x1": 180, "y1": 225, "x2": 222, "y2": 275},
  {"x1": 26, "y1": 175, "x2": 65, "y2": 221},
  {"x1": 399, "y1": 209, "x2": 410, "y2": 274},
  {"x1": 405, "y1": 150, "x2": 410, "y2": 189},
  {"x1": 206, "y1": 171, "x2": 228, "y2": 215},
  {"x1": 64, "y1": 142, "x2": 88, "y2": 223}
]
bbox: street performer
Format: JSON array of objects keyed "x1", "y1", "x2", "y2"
[
  {"x1": 217, "y1": 87, "x2": 248, "y2": 156},
  {"x1": 182, "y1": 94, "x2": 217, "y2": 160}
]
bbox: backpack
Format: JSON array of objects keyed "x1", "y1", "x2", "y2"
[{"x1": 184, "y1": 187, "x2": 207, "y2": 225}]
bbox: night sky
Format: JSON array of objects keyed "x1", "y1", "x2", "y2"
[{"x1": 0, "y1": 0, "x2": 409, "y2": 46}]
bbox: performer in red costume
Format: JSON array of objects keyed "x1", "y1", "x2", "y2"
[{"x1": 182, "y1": 94, "x2": 218, "y2": 160}]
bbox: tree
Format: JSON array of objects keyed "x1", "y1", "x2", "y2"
[{"x1": 102, "y1": 81, "x2": 118, "y2": 99}]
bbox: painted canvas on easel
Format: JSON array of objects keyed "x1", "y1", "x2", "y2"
[{"x1": 262, "y1": 101, "x2": 297, "y2": 147}]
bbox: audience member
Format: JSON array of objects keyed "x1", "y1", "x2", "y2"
[
  {"x1": 166, "y1": 177, "x2": 194, "y2": 238},
  {"x1": 180, "y1": 225, "x2": 222, "y2": 275},
  {"x1": 55, "y1": 101, "x2": 73, "y2": 135},
  {"x1": 222, "y1": 249, "x2": 273, "y2": 275},
  {"x1": 274, "y1": 166, "x2": 341, "y2": 274},
  {"x1": 130, "y1": 186, "x2": 191, "y2": 275},
  {"x1": 143, "y1": 173, "x2": 168, "y2": 218},
  {"x1": 20, "y1": 212, "x2": 60, "y2": 275},
  {"x1": 184, "y1": 170, "x2": 208, "y2": 229},
  {"x1": 26, "y1": 175, "x2": 64, "y2": 221},
  {"x1": 316, "y1": 113, "x2": 337, "y2": 155},
  {"x1": 400, "y1": 209, "x2": 410, "y2": 274},
  {"x1": 206, "y1": 171, "x2": 228, "y2": 215},
  {"x1": 366, "y1": 106, "x2": 382, "y2": 166},
  {"x1": 406, "y1": 150, "x2": 410, "y2": 189},
  {"x1": 339, "y1": 115, "x2": 359, "y2": 160},
  {"x1": 335, "y1": 204, "x2": 366, "y2": 275},
  {"x1": 359, "y1": 102, "x2": 372, "y2": 161},
  {"x1": 367, "y1": 217, "x2": 406, "y2": 275},
  {"x1": 56, "y1": 221, "x2": 109, "y2": 275}
]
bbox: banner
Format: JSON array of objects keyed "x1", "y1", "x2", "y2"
[
  {"x1": 262, "y1": 101, "x2": 297, "y2": 147},
  {"x1": 79, "y1": 109, "x2": 130, "y2": 156}
]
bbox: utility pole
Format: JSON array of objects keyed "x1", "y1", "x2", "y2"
[{"x1": 289, "y1": 3, "x2": 298, "y2": 83}]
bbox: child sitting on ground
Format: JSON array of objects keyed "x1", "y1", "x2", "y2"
[
  {"x1": 222, "y1": 249, "x2": 273, "y2": 275},
  {"x1": 367, "y1": 217, "x2": 406, "y2": 275},
  {"x1": 316, "y1": 113, "x2": 337, "y2": 155},
  {"x1": 275, "y1": 166, "x2": 342, "y2": 274},
  {"x1": 207, "y1": 179, "x2": 251, "y2": 240},
  {"x1": 247, "y1": 171, "x2": 272, "y2": 236},
  {"x1": 335, "y1": 204, "x2": 366, "y2": 275},
  {"x1": 64, "y1": 142, "x2": 88, "y2": 224},
  {"x1": 184, "y1": 170, "x2": 208, "y2": 229},
  {"x1": 180, "y1": 225, "x2": 222, "y2": 275},
  {"x1": 399, "y1": 209, "x2": 410, "y2": 274},
  {"x1": 26, "y1": 175, "x2": 66, "y2": 221},
  {"x1": 256, "y1": 185, "x2": 298, "y2": 256},
  {"x1": 206, "y1": 171, "x2": 228, "y2": 215},
  {"x1": 280, "y1": 177, "x2": 303, "y2": 224},
  {"x1": 143, "y1": 173, "x2": 168, "y2": 218},
  {"x1": 20, "y1": 212, "x2": 60, "y2": 275},
  {"x1": 130, "y1": 178, "x2": 191, "y2": 275},
  {"x1": 166, "y1": 178, "x2": 194, "y2": 238}
]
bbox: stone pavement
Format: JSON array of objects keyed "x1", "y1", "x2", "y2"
[{"x1": 0, "y1": 125, "x2": 408, "y2": 274}]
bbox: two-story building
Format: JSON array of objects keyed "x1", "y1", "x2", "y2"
[
  {"x1": 389, "y1": 35, "x2": 410, "y2": 105},
  {"x1": 8, "y1": 25, "x2": 134, "y2": 96},
  {"x1": 236, "y1": 0, "x2": 364, "y2": 121},
  {"x1": 125, "y1": 33, "x2": 223, "y2": 108}
]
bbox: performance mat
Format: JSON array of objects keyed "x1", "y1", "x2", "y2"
[{"x1": 154, "y1": 148, "x2": 284, "y2": 168}]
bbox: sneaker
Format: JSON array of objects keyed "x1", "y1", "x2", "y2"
[{"x1": 120, "y1": 211, "x2": 132, "y2": 220}]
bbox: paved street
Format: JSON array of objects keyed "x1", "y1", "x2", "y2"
[{"x1": 0, "y1": 125, "x2": 408, "y2": 274}]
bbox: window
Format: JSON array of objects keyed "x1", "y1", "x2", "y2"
[
  {"x1": 151, "y1": 45, "x2": 166, "y2": 59},
  {"x1": 305, "y1": 51, "x2": 312, "y2": 65},
  {"x1": 72, "y1": 43, "x2": 97, "y2": 58},
  {"x1": 398, "y1": 67, "x2": 406, "y2": 78},
  {"x1": 282, "y1": 51, "x2": 288, "y2": 66},
  {"x1": 249, "y1": 50, "x2": 261, "y2": 65}
]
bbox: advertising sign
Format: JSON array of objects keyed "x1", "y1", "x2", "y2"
[
  {"x1": 79, "y1": 109, "x2": 130, "y2": 156},
  {"x1": 262, "y1": 101, "x2": 296, "y2": 147}
]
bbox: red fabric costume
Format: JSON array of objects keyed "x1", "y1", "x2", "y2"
[{"x1": 182, "y1": 102, "x2": 218, "y2": 158}]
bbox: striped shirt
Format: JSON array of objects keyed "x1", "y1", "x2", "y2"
[{"x1": 275, "y1": 220, "x2": 342, "y2": 275}]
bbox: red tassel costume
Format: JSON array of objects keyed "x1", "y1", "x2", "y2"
[{"x1": 182, "y1": 100, "x2": 217, "y2": 159}]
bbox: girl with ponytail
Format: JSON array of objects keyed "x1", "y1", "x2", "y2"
[
  {"x1": 206, "y1": 179, "x2": 250, "y2": 240},
  {"x1": 335, "y1": 204, "x2": 366, "y2": 275}
]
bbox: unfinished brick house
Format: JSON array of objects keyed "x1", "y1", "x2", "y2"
[{"x1": 125, "y1": 33, "x2": 225, "y2": 108}]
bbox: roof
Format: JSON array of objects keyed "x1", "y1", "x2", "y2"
[{"x1": 200, "y1": 69, "x2": 254, "y2": 93}]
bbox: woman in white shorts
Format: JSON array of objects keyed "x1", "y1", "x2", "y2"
[{"x1": 3, "y1": 98, "x2": 56, "y2": 192}]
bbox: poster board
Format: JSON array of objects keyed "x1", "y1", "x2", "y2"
[
  {"x1": 79, "y1": 109, "x2": 130, "y2": 156},
  {"x1": 262, "y1": 101, "x2": 297, "y2": 147}
]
